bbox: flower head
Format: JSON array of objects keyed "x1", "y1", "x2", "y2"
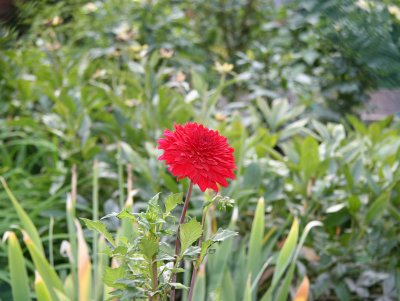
[
  {"x1": 158, "y1": 122, "x2": 236, "y2": 192},
  {"x1": 214, "y1": 61, "x2": 234, "y2": 74}
]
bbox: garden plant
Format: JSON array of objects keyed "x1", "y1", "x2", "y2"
[{"x1": 1, "y1": 0, "x2": 400, "y2": 300}]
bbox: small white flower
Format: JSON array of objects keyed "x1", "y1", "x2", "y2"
[
  {"x1": 388, "y1": 5, "x2": 400, "y2": 20},
  {"x1": 83, "y1": 2, "x2": 98, "y2": 13},
  {"x1": 356, "y1": 0, "x2": 370, "y2": 11}
]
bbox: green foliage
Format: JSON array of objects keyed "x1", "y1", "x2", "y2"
[
  {"x1": 81, "y1": 218, "x2": 116, "y2": 247},
  {"x1": 83, "y1": 192, "x2": 236, "y2": 300},
  {"x1": 165, "y1": 193, "x2": 184, "y2": 214},
  {"x1": 5, "y1": 232, "x2": 31, "y2": 301},
  {"x1": 1, "y1": 0, "x2": 400, "y2": 300},
  {"x1": 180, "y1": 219, "x2": 202, "y2": 256}
]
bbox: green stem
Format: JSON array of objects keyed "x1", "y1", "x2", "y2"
[
  {"x1": 170, "y1": 181, "x2": 194, "y2": 301},
  {"x1": 49, "y1": 217, "x2": 54, "y2": 266},
  {"x1": 67, "y1": 165, "x2": 78, "y2": 301},
  {"x1": 117, "y1": 142, "x2": 125, "y2": 209},
  {"x1": 150, "y1": 256, "x2": 159, "y2": 301},
  {"x1": 188, "y1": 206, "x2": 208, "y2": 301},
  {"x1": 92, "y1": 160, "x2": 99, "y2": 300}
]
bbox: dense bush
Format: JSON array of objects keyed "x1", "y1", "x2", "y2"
[{"x1": 1, "y1": 0, "x2": 400, "y2": 300}]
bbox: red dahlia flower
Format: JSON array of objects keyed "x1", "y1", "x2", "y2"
[{"x1": 157, "y1": 122, "x2": 236, "y2": 192}]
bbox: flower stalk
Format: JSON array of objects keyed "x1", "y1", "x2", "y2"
[
  {"x1": 188, "y1": 205, "x2": 209, "y2": 301},
  {"x1": 150, "y1": 255, "x2": 159, "y2": 301},
  {"x1": 170, "y1": 181, "x2": 194, "y2": 301}
]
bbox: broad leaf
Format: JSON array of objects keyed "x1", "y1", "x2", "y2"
[
  {"x1": 212, "y1": 229, "x2": 238, "y2": 242},
  {"x1": 246, "y1": 197, "x2": 265, "y2": 282},
  {"x1": 139, "y1": 238, "x2": 159, "y2": 259},
  {"x1": 366, "y1": 192, "x2": 390, "y2": 223},
  {"x1": 180, "y1": 219, "x2": 202, "y2": 255},
  {"x1": 103, "y1": 267, "x2": 125, "y2": 289},
  {"x1": 169, "y1": 283, "x2": 189, "y2": 290},
  {"x1": 5, "y1": 232, "x2": 31, "y2": 301},
  {"x1": 165, "y1": 192, "x2": 183, "y2": 214},
  {"x1": 81, "y1": 218, "x2": 116, "y2": 247}
]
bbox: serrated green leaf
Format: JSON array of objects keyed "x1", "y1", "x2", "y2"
[
  {"x1": 117, "y1": 208, "x2": 136, "y2": 221},
  {"x1": 81, "y1": 218, "x2": 116, "y2": 247},
  {"x1": 139, "y1": 238, "x2": 158, "y2": 259},
  {"x1": 165, "y1": 192, "x2": 183, "y2": 213},
  {"x1": 103, "y1": 267, "x2": 125, "y2": 289},
  {"x1": 197, "y1": 240, "x2": 213, "y2": 268},
  {"x1": 180, "y1": 219, "x2": 202, "y2": 255},
  {"x1": 149, "y1": 193, "x2": 161, "y2": 206}
]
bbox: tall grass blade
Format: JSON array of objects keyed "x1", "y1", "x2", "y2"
[
  {"x1": 34, "y1": 271, "x2": 52, "y2": 301},
  {"x1": 92, "y1": 159, "x2": 100, "y2": 300},
  {"x1": 275, "y1": 264, "x2": 296, "y2": 301},
  {"x1": 207, "y1": 207, "x2": 238, "y2": 292},
  {"x1": 49, "y1": 217, "x2": 54, "y2": 266},
  {"x1": 271, "y1": 218, "x2": 299, "y2": 286},
  {"x1": 246, "y1": 198, "x2": 265, "y2": 281},
  {"x1": 0, "y1": 177, "x2": 44, "y2": 254},
  {"x1": 117, "y1": 143, "x2": 124, "y2": 209},
  {"x1": 23, "y1": 230, "x2": 65, "y2": 300},
  {"x1": 221, "y1": 270, "x2": 236, "y2": 301},
  {"x1": 261, "y1": 218, "x2": 299, "y2": 301},
  {"x1": 244, "y1": 275, "x2": 252, "y2": 301},
  {"x1": 75, "y1": 219, "x2": 92, "y2": 301},
  {"x1": 4, "y1": 231, "x2": 31, "y2": 301},
  {"x1": 192, "y1": 265, "x2": 206, "y2": 301},
  {"x1": 67, "y1": 165, "x2": 78, "y2": 300}
]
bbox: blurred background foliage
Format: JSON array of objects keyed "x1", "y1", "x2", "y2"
[{"x1": 1, "y1": 0, "x2": 400, "y2": 300}]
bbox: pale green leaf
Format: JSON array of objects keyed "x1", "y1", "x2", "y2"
[
  {"x1": 221, "y1": 270, "x2": 236, "y2": 301},
  {"x1": 103, "y1": 267, "x2": 125, "y2": 289},
  {"x1": 6, "y1": 232, "x2": 31, "y2": 301},
  {"x1": 1, "y1": 177, "x2": 44, "y2": 255},
  {"x1": 180, "y1": 219, "x2": 202, "y2": 255},
  {"x1": 182, "y1": 246, "x2": 201, "y2": 257},
  {"x1": 271, "y1": 218, "x2": 299, "y2": 287},
  {"x1": 192, "y1": 266, "x2": 206, "y2": 301},
  {"x1": 139, "y1": 238, "x2": 159, "y2": 259},
  {"x1": 23, "y1": 231, "x2": 65, "y2": 300},
  {"x1": 244, "y1": 276, "x2": 252, "y2": 301},
  {"x1": 35, "y1": 272, "x2": 52, "y2": 301},
  {"x1": 197, "y1": 240, "x2": 213, "y2": 268},
  {"x1": 246, "y1": 197, "x2": 265, "y2": 282},
  {"x1": 212, "y1": 229, "x2": 238, "y2": 242},
  {"x1": 81, "y1": 218, "x2": 116, "y2": 247},
  {"x1": 169, "y1": 283, "x2": 189, "y2": 290},
  {"x1": 117, "y1": 208, "x2": 136, "y2": 220},
  {"x1": 366, "y1": 192, "x2": 390, "y2": 223},
  {"x1": 165, "y1": 192, "x2": 183, "y2": 213},
  {"x1": 300, "y1": 137, "x2": 320, "y2": 180}
]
